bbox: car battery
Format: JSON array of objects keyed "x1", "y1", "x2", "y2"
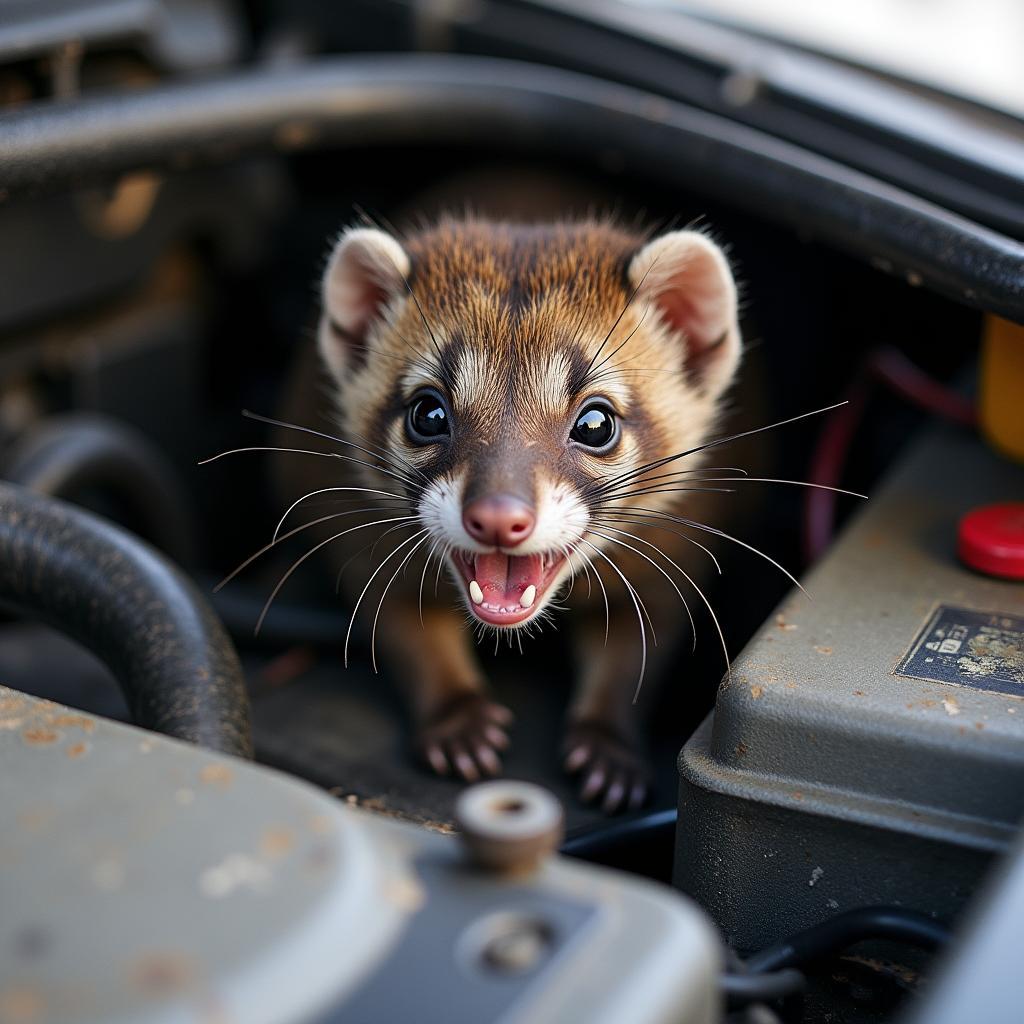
[{"x1": 675, "y1": 425, "x2": 1024, "y2": 951}]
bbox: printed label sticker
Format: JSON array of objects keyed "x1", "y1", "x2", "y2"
[{"x1": 895, "y1": 605, "x2": 1024, "y2": 697}]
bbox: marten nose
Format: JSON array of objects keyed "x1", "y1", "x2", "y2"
[{"x1": 462, "y1": 495, "x2": 535, "y2": 548}]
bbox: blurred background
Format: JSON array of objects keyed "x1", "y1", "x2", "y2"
[{"x1": 677, "y1": 0, "x2": 1024, "y2": 115}]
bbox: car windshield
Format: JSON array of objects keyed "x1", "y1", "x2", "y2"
[{"x1": 626, "y1": 0, "x2": 1024, "y2": 118}]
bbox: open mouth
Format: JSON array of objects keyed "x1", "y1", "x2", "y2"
[{"x1": 451, "y1": 549, "x2": 568, "y2": 626}]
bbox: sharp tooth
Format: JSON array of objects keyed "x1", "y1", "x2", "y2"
[
  {"x1": 469, "y1": 580, "x2": 484, "y2": 604},
  {"x1": 520, "y1": 585, "x2": 537, "y2": 608}
]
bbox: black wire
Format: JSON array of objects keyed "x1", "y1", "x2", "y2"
[
  {"x1": 560, "y1": 808, "x2": 677, "y2": 858},
  {"x1": 722, "y1": 969, "x2": 806, "y2": 1006},
  {"x1": 744, "y1": 906, "x2": 950, "y2": 975}
]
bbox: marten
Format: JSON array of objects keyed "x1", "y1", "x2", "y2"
[{"x1": 267, "y1": 216, "x2": 745, "y2": 813}]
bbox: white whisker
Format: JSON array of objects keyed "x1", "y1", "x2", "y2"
[
  {"x1": 255, "y1": 516, "x2": 419, "y2": 635},
  {"x1": 344, "y1": 529, "x2": 429, "y2": 668},
  {"x1": 579, "y1": 539, "x2": 649, "y2": 696},
  {"x1": 587, "y1": 527, "x2": 696, "y2": 652},
  {"x1": 274, "y1": 486, "x2": 408, "y2": 542},
  {"x1": 418, "y1": 536, "x2": 443, "y2": 628},
  {"x1": 622, "y1": 506, "x2": 807, "y2": 597},
  {"x1": 216, "y1": 506, "x2": 401, "y2": 593},
  {"x1": 590, "y1": 512, "x2": 722, "y2": 575},
  {"x1": 587, "y1": 401, "x2": 849, "y2": 499},
  {"x1": 241, "y1": 409, "x2": 429, "y2": 484},
  {"x1": 370, "y1": 533, "x2": 432, "y2": 672}
]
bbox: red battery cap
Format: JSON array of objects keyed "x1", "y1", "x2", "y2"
[{"x1": 957, "y1": 502, "x2": 1024, "y2": 580}]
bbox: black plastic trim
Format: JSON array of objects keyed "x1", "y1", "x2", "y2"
[
  {"x1": 425, "y1": 0, "x2": 1024, "y2": 238},
  {"x1": 0, "y1": 55, "x2": 1021, "y2": 322}
]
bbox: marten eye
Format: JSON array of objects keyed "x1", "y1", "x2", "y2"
[
  {"x1": 570, "y1": 401, "x2": 619, "y2": 452},
  {"x1": 406, "y1": 390, "x2": 451, "y2": 443}
]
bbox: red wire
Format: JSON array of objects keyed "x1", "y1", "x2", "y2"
[
  {"x1": 867, "y1": 349, "x2": 977, "y2": 429},
  {"x1": 802, "y1": 348, "x2": 977, "y2": 564}
]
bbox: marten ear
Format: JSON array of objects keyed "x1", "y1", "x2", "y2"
[
  {"x1": 628, "y1": 230, "x2": 741, "y2": 398},
  {"x1": 319, "y1": 226, "x2": 410, "y2": 379}
]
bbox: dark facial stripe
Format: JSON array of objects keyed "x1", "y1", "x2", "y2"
[{"x1": 564, "y1": 342, "x2": 592, "y2": 400}]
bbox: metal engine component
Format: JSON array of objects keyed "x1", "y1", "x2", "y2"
[
  {"x1": 0, "y1": 688, "x2": 721, "y2": 1024},
  {"x1": 455, "y1": 780, "x2": 565, "y2": 874},
  {"x1": 675, "y1": 426, "x2": 1024, "y2": 951}
]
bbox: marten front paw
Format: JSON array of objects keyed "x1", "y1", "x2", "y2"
[
  {"x1": 417, "y1": 693, "x2": 514, "y2": 782},
  {"x1": 563, "y1": 720, "x2": 651, "y2": 814}
]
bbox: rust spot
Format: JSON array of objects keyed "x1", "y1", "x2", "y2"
[
  {"x1": 975, "y1": 722, "x2": 986, "y2": 730},
  {"x1": 309, "y1": 814, "x2": 333, "y2": 835},
  {"x1": 843, "y1": 953, "x2": 921, "y2": 988},
  {"x1": 384, "y1": 874, "x2": 426, "y2": 913},
  {"x1": 0, "y1": 693, "x2": 26, "y2": 716},
  {"x1": 66, "y1": 741, "x2": 88, "y2": 759},
  {"x1": 130, "y1": 952, "x2": 196, "y2": 995},
  {"x1": 775, "y1": 614, "x2": 798, "y2": 632},
  {"x1": 48, "y1": 713, "x2": 95, "y2": 732},
  {"x1": 792, "y1": 791, "x2": 804, "y2": 802},
  {"x1": 21, "y1": 728, "x2": 59, "y2": 747},
  {"x1": 735, "y1": 742, "x2": 748, "y2": 757},
  {"x1": 750, "y1": 685, "x2": 764, "y2": 700},
  {"x1": 17, "y1": 807, "x2": 52, "y2": 831},
  {"x1": 260, "y1": 826, "x2": 295, "y2": 860},
  {"x1": 814, "y1": 645, "x2": 833, "y2": 656},
  {"x1": 199, "y1": 764, "x2": 234, "y2": 789},
  {"x1": 853, "y1": 690, "x2": 865, "y2": 697},
  {"x1": 0, "y1": 985, "x2": 44, "y2": 1022}
]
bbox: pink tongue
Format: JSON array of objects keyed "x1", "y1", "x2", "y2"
[{"x1": 474, "y1": 553, "x2": 543, "y2": 602}]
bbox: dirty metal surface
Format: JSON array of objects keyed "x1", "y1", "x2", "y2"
[
  {"x1": 676, "y1": 425, "x2": 1024, "y2": 950},
  {"x1": 0, "y1": 686, "x2": 403, "y2": 1024},
  {"x1": 0, "y1": 688, "x2": 720, "y2": 1024}
]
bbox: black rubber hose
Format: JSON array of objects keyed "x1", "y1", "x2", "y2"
[
  {"x1": 744, "y1": 906, "x2": 951, "y2": 975},
  {"x1": 0, "y1": 55, "x2": 1021, "y2": 322},
  {"x1": 0, "y1": 483, "x2": 252, "y2": 757},
  {"x1": 722, "y1": 969, "x2": 806, "y2": 1006},
  {"x1": 0, "y1": 413, "x2": 197, "y2": 567}
]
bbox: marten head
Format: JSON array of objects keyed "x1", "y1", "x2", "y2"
[{"x1": 318, "y1": 217, "x2": 741, "y2": 630}]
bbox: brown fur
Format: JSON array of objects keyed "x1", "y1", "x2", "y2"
[{"x1": 274, "y1": 215, "x2": 745, "y2": 813}]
